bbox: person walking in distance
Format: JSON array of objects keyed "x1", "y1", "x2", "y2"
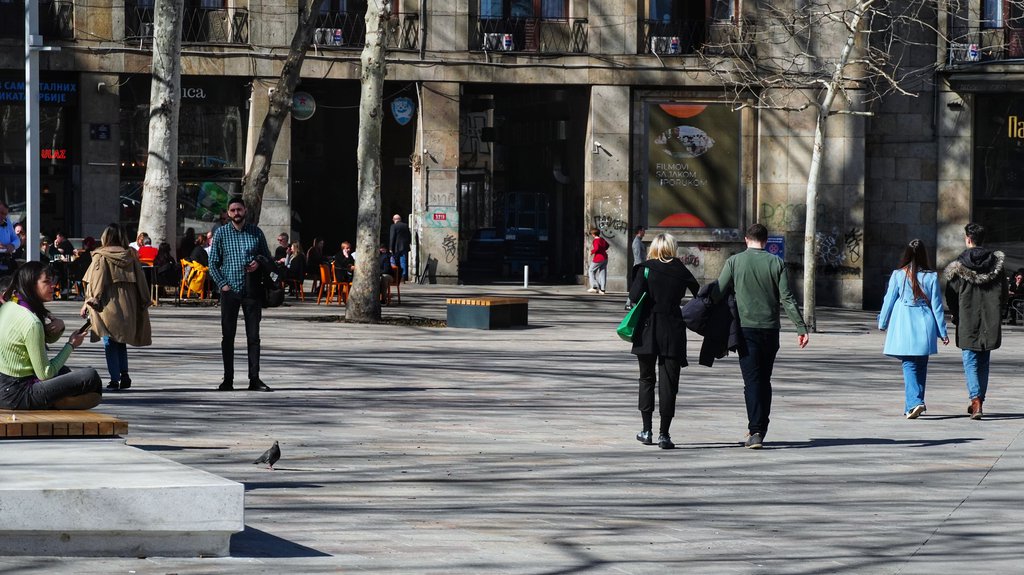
[
  {"x1": 711, "y1": 223, "x2": 809, "y2": 449},
  {"x1": 944, "y1": 222, "x2": 1007, "y2": 420},
  {"x1": 209, "y1": 197, "x2": 273, "y2": 392},
  {"x1": 631, "y1": 226, "x2": 646, "y2": 267},
  {"x1": 588, "y1": 228, "x2": 609, "y2": 294},
  {"x1": 877, "y1": 239, "x2": 949, "y2": 419},
  {"x1": 389, "y1": 214, "x2": 412, "y2": 281}
]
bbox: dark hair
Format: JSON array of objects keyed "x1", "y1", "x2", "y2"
[
  {"x1": 635, "y1": 226, "x2": 645, "y2": 234},
  {"x1": 5, "y1": 261, "x2": 51, "y2": 321},
  {"x1": 228, "y1": 196, "x2": 245, "y2": 209},
  {"x1": 898, "y1": 239, "x2": 933, "y2": 302},
  {"x1": 965, "y1": 222, "x2": 985, "y2": 245},
  {"x1": 100, "y1": 223, "x2": 127, "y2": 248},
  {"x1": 745, "y1": 223, "x2": 768, "y2": 243},
  {"x1": 590, "y1": 228, "x2": 601, "y2": 236}
]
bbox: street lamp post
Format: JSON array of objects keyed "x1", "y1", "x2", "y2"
[{"x1": 25, "y1": 1, "x2": 59, "y2": 262}]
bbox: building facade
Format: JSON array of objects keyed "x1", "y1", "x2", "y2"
[{"x1": 0, "y1": 0, "x2": 1016, "y2": 308}]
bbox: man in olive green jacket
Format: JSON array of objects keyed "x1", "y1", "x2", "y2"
[
  {"x1": 944, "y1": 222, "x2": 1007, "y2": 420},
  {"x1": 712, "y1": 224, "x2": 809, "y2": 449}
]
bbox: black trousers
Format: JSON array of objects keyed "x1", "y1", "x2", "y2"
[
  {"x1": 737, "y1": 327, "x2": 780, "y2": 436},
  {"x1": 0, "y1": 366, "x2": 102, "y2": 409},
  {"x1": 220, "y1": 290, "x2": 262, "y2": 382},
  {"x1": 637, "y1": 354, "x2": 680, "y2": 434}
]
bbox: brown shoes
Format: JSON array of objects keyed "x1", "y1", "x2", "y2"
[{"x1": 968, "y1": 398, "x2": 983, "y2": 420}]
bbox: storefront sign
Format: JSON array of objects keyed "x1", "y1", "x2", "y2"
[
  {"x1": 292, "y1": 91, "x2": 315, "y2": 121},
  {"x1": 391, "y1": 97, "x2": 415, "y2": 126},
  {"x1": 1010, "y1": 115, "x2": 1024, "y2": 139},
  {"x1": 0, "y1": 80, "x2": 77, "y2": 103},
  {"x1": 181, "y1": 87, "x2": 207, "y2": 100},
  {"x1": 644, "y1": 102, "x2": 740, "y2": 229},
  {"x1": 41, "y1": 148, "x2": 68, "y2": 160}
]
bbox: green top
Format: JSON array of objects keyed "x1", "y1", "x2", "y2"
[
  {"x1": 715, "y1": 247, "x2": 807, "y2": 335},
  {"x1": 0, "y1": 301, "x2": 74, "y2": 380}
]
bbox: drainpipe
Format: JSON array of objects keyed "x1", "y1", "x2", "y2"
[{"x1": 419, "y1": 0, "x2": 426, "y2": 59}]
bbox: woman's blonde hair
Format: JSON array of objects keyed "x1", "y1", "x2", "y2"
[
  {"x1": 101, "y1": 224, "x2": 128, "y2": 248},
  {"x1": 647, "y1": 233, "x2": 678, "y2": 262}
]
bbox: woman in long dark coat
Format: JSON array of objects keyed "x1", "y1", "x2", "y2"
[{"x1": 628, "y1": 233, "x2": 699, "y2": 449}]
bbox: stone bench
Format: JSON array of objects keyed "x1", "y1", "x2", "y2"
[
  {"x1": 0, "y1": 410, "x2": 128, "y2": 438},
  {"x1": 447, "y1": 296, "x2": 529, "y2": 329},
  {"x1": 0, "y1": 439, "x2": 244, "y2": 557}
]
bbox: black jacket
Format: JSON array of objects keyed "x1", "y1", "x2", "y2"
[
  {"x1": 681, "y1": 281, "x2": 742, "y2": 367},
  {"x1": 944, "y1": 248, "x2": 1007, "y2": 351},
  {"x1": 390, "y1": 221, "x2": 412, "y2": 254},
  {"x1": 628, "y1": 259, "x2": 700, "y2": 359}
]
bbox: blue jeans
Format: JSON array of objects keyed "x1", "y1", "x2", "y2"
[
  {"x1": 103, "y1": 337, "x2": 128, "y2": 382},
  {"x1": 962, "y1": 349, "x2": 991, "y2": 402},
  {"x1": 737, "y1": 328, "x2": 780, "y2": 436},
  {"x1": 897, "y1": 355, "x2": 928, "y2": 413}
]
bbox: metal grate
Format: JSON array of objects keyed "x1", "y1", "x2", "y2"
[
  {"x1": 124, "y1": 4, "x2": 249, "y2": 45},
  {"x1": 473, "y1": 17, "x2": 588, "y2": 54}
]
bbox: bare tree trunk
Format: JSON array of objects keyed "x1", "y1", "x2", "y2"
[
  {"x1": 137, "y1": 0, "x2": 183, "y2": 247},
  {"x1": 801, "y1": 1, "x2": 870, "y2": 333},
  {"x1": 347, "y1": 1, "x2": 390, "y2": 323},
  {"x1": 241, "y1": 0, "x2": 328, "y2": 224}
]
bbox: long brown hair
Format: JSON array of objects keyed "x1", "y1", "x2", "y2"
[{"x1": 898, "y1": 239, "x2": 933, "y2": 301}]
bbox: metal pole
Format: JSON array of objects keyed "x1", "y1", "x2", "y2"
[
  {"x1": 25, "y1": 0, "x2": 41, "y2": 262},
  {"x1": 523, "y1": 264, "x2": 528, "y2": 288},
  {"x1": 24, "y1": 3, "x2": 59, "y2": 263}
]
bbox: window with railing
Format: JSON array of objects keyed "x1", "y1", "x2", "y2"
[
  {"x1": 0, "y1": 0, "x2": 74, "y2": 41},
  {"x1": 308, "y1": 0, "x2": 417, "y2": 50},
  {"x1": 946, "y1": 0, "x2": 1024, "y2": 63},
  {"x1": 124, "y1": 0, "x2": 249, "y2": 44},
  {"x1": 643, "y1": 0, "x2": 713, "y2": 55},
  {"x1": 473, "y1": 0, "x2": 586, "y2": 53}
]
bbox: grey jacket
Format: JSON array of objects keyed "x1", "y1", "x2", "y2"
[{"x1": 944, "y1": 248, "x2": 1007, "y2": 351}]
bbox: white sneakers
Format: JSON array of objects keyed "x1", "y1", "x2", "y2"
[
  {"x1": 587, "y1": 288, "x2": 598, "y2": 293},
  {"x1": 906, "y1": 404, "x2": 926, "y2": 419}
]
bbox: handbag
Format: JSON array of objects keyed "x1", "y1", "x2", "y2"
[{"x1": 616, "y1": 267, "x2": 649, "y2": 342}]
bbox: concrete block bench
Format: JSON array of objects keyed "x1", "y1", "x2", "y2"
[
  {"x1": 447, "y1": 296, "x2": 529, "y2": 329},
  {"x1": 0, "y1": 410, "x2": 128, "y2": 438},
  {"x1": 0, "y1": 439, "x2": 244, "y2": 557}
]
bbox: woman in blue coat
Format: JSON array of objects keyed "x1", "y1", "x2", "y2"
[{"x1": 878, "y1": 239, "x2": 949, "y2": 419}]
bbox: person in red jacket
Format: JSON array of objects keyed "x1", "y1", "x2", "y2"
[{"x1": 588, "y1": 228, "x2": 609, "y2": 294}]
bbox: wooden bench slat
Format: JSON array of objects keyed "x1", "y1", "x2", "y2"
[{"x1": 0, "y1": 410, "x2": 126, "y2": 439}]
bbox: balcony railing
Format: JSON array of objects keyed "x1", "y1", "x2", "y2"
[
  {"x1": 947, "y1": 28, "x2": 1024, "y2": 64},
  {"x1": 0, "y1": 1, "x2": 74, "y2": 41},
  {"x1": 641, "y1": 19, "x2": 707, "y2": 55},
  {"x1": 308, "y1": 11, "x2": 419, "y2": 50},
  {"x1": 471, "y1": 17, "x2": 588, "y2": 54},
  {"x1": 125, "y1": 5, "x2": 249, "y2": 44}
]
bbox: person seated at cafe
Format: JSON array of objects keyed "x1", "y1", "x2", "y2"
[
  {"x1": 190, "y1": 233, "x2": 210, "y2": 267},
  {"x1": 1006, "y1": 268, "x2": 1024, "y2": 325},
  {"x1": 274, "y1": 232, "x2": 289, "y2": 261},
  {"x1": 153, "y1": 241, "x2": 180, "y2": 288},
  {"x1": 0, "y1": 261, "x2": 102, "y2": 410},
  {"x1": 52, "y1": 232, "x2": 74, "y2": 260},
  {"x1": 279, "y1": 242, "x2": 306, "y2": 295},
  {"x1": 67, "y1": 236, "x2": 97, "y2": 299},
  {"x1": 137, "y1": 237, "x2": 158, "y2": 263},
  {"x1": 333, "y1": 241, "x2": 355, "y2": 283},
  {"x1": 129, "y1": 231, "x2": 149, "y2": 251},
  {"x1": 38, "y1": 236, "x2": 51, "y2": 262},
  {"x1": 378, "y1": 245, "x2": 396, "y2": 303},
  {"x1": 178, "y1": 227, "x2": 196, "y2": 262},
  {"x1": 12, "y1": 221, "x2": 26, "y2": 261}
]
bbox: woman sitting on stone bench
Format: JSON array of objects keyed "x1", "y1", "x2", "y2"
[{"x1": 0, "y1": 261, "x2": 102, "y2": 410}]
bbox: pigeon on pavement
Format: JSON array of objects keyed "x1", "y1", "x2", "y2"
[{"x1": 253, "y1": 441, "x2": 281, "y2": 470}]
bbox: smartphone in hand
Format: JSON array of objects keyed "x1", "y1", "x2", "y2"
[{"x1": 76, "y1": 318, "x2": 92, "y2": 335}]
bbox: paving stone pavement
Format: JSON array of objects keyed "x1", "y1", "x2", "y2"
[{"x1": 3, "y1": 283, "x2": 1023, "y2": 574}]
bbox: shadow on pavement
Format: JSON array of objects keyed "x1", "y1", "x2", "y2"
[
  {"x1": 768, "y1": 437, "x2": 982, "y2": 449},
  {"x1": 230, "y1": 525, "x2": 331, "y2": 558}
]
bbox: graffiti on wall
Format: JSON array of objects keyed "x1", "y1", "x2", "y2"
[
  {"x1": 814, "y1": 227, "x2": 863, "y2": 274},
  {"x1": 442, "y1": 234, "x2": 457, "y2": 263},
  {"x1": 593, "y1": 214, "x2": 629, "y2": 239}
]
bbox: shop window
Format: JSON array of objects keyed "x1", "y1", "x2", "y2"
[{"x1": 972, "y1": 94, "x2": 1024, "y2": 265}]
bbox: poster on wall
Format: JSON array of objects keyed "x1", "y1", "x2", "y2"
[{"x1": 644, "y1": 102, "x2": 740, "y2": 229}]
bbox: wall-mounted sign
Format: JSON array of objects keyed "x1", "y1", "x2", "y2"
[
  {"x1": 391, "y1": 96, "x2": 415, "y2": 126},
  {"x1": 292, "y1": 91, "x2": 315, "y2": 121},
  {"x1": 432, "y1": 212, "x2": 446, "y2": 221},
  {"x1": 89, "y1": 123, "x2": 111, "y2": 140},
  {"x1": 766, "y1": 236, "x2": 785, "y2": 259},
  {"x1": 181, "y1": 87, "x2": 207, "y2": 100}
]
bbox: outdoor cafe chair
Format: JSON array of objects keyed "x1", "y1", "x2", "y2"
[{"x1": 317, "y1": 262, "x2": 343, "y2": 305}]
